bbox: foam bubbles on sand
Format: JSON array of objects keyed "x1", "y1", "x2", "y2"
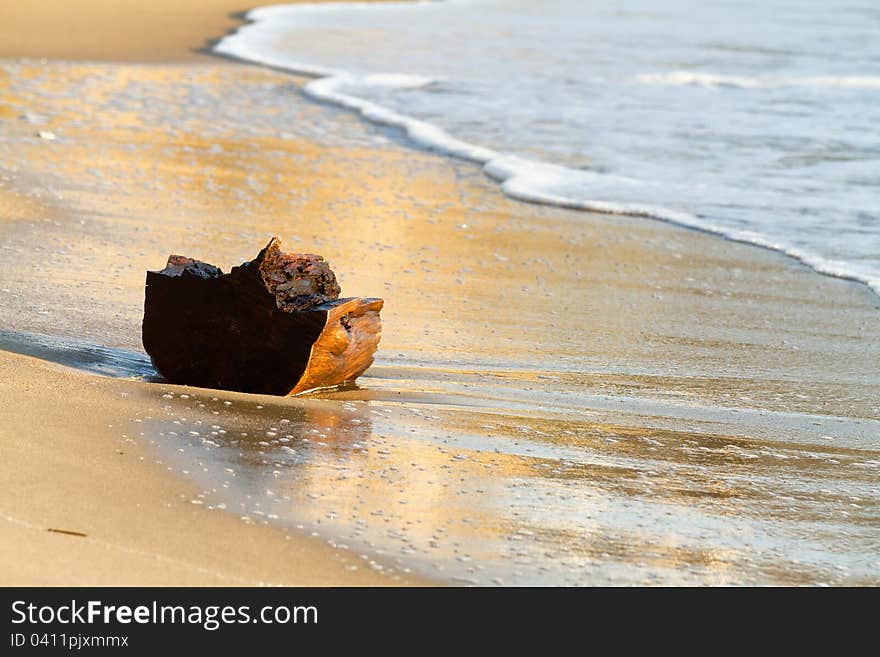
[{"x1": 137, "y1": 384, "x2": 880, "y2": 586}]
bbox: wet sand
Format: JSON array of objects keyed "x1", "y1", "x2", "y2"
[
  {"x1": 1, "y1": 7, "x2": 879, "y2": 585},
  {"x1": 0, "y1": 1, "x2": 424, "y2": 587},
  {"x1": 0, "y1": 349, "x2": 422, "y2": 585}
]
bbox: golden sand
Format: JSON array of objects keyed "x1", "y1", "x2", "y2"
[
  {"x1": 0, "y1": 1, "x2": 428, "y2": 586},
  {"x1": 1, "y1": 6, "x2": 879, "y2": 585},
  {"x1": 0, "y1": 1, "x2": 389, "y2": 62},
  {"x1": 0, "y1": 350, "x2": 425, "y2": 585},
  {"x1": 2, "y1": 61, "x2": 876, "y2": 416}
]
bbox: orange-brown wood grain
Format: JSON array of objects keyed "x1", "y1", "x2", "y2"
[{"x1": 290, "y1": 297, "x2": 383, "y2": 394}]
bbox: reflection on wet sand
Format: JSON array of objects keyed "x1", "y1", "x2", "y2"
[{"x1": 136, "y1": 380, "x2": 880, "y2": 586}]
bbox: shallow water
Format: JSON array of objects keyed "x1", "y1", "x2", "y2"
[
  {"x1": 217, "y1": 0, "x2": 880, "y2": 293},
  {"x1": 132, "y1": 380, "x2": 880, "y2": 586}
]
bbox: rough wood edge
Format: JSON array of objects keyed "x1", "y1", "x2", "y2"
[{"x1": 289, "y1": 297, "x2": 384, "y2": 395}]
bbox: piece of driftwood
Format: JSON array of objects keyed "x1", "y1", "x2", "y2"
[{"x1": 142, "y1": 237, "x2": 383, "y2": 395}]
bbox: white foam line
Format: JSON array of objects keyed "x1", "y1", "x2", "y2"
[
  {"x1": 636, "y1": 71, "x2": 880, "y2": 89},
  {"x1": 214, "y1": 2, "x2": 880, "y2": 298}
]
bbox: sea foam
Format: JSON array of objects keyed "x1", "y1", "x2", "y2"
[
  {"x1": 636, "y1": 71, "x2": 880, "y2": 89},
  {"x1": 214, "y1": 1, "x2": 880, "y2": 297}
]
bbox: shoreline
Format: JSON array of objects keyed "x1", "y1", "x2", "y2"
[
  {"x1": 3, "y1": 0, "x2": 876, "y2": 302},
  {"x1": 1, "y1": 4, "x2": 878, "y2": 585},
  {"x1": 215, "y1": 2, "x2": 880, "y2": 300}
]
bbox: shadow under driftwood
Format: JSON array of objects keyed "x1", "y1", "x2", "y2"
[{"x1": 0, "y1": 329, "x2": 159, "y2": 380}]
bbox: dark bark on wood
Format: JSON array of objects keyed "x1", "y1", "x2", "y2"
[{"x1": 142, "y1": 238, "x2": 382, "y2": 395}]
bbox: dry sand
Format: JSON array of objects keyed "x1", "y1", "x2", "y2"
[
  {"x1": 0, "y1": 350, "x2": 419, "y2": 585},
  {"x1": 0, "y1": 1, "x2": 374, "y2": 63},
  {"x1": 1, "y1": 3, "x2": 878, "y2": 585}
]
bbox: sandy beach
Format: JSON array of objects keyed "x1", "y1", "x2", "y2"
[
  {"x1": 1, "y1": 2, "x2": 878, "y2": 586},
  {"x1": 0, "y1": 0, "x2": 425, "y2": 587},
  {"x1": 0, "y1": 349, "x2": 417, "y2": 585}
]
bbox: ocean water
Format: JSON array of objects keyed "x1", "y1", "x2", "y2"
[{"x1": 215, "y1": 0, "x2": 880, "y2": 294}]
